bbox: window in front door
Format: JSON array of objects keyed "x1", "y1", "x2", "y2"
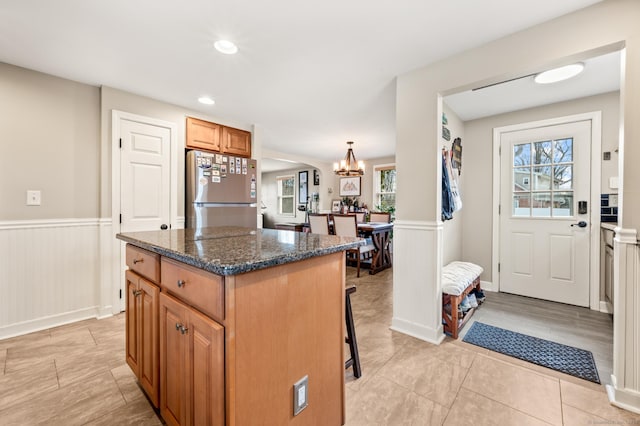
[{"x1": 512, "y1": 138, "x2": 574, "y2": 218}]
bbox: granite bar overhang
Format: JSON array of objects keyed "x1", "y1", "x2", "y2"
[{"x1": 116, "y1": 226, "x2": 364, "y2": 276}]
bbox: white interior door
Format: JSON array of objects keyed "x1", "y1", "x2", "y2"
[
  {"x1": 118, "y1": 116, "x2": 172, "y2": 311},
  {"x1": 120, "y1": 119, "x2": 171, "y2": 232},
  {"x1": 499, "y1": 120, "x2": 591, "y2": 307}
]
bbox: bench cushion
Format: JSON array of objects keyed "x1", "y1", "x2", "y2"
[{"x1": 442, "y1": 261, "x2": 483, "y2": 296}]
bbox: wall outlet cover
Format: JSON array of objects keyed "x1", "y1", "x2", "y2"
[
  {"x1": 26, "y1": 190, "x2": 41, "y2": 206},
  {"x1": 293, "y1": 375, "x2": 308, "y2": 416}
]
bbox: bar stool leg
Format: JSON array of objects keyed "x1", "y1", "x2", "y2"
[{"x1": 345, "y1": 286, "x2": 361, "y2": 378}]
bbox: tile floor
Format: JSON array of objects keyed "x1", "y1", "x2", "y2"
[{"x1": 1, "y1": 267, "x2": 638, "y2": 425}]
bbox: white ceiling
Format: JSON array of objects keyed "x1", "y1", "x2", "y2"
[
  {"x1": 0, "y1": 0, "x2": 606, "y2": 162},
  {"x1": 445, "y1": 50, "x2": 621, "y2": 121}
]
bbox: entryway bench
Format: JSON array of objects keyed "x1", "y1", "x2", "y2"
[{"x1": 442, "y1": 261, "x2": 483, "y2": 339}]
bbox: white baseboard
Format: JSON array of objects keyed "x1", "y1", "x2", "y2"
[
  {"x1": 0, "y1": 306, "x2": 99, "y2": 340},
  {"x1": 390, "y1": 317, "x2": 446, "y2": 345}
]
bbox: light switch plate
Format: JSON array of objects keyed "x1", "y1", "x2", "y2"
[
  {"x1": 26, "y1": 190, "x2": 41, "y2": 206},
  {"x1": 609, "y1": 194, "x2": 618, "y2": 207},
  {"x1": 293, "y1": 375, "x2": 308, "y2": 416}
]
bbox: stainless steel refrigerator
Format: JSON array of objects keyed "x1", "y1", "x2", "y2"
[{"x1": 186, "y1": 150, "x2": 258, "y2": 229}]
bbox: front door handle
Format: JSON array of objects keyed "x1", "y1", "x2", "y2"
[
  {"x1": 160, "y1": 224, "x2": 168, "y2": 230},
  {"x1": 571, "y1": 221, "x2": 588, "y2": 228}
]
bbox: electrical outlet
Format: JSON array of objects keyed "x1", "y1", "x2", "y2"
[
  {"x1": 26, "y1": 190, "x2": 41, "y2": 206},
  {"x1": 293, "y1": 375, "x2": 308, "y2": 416}
]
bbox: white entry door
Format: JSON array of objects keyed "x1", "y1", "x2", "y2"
[{"x1": 499, "y1": 120, "x2": 591, "y2": 307}]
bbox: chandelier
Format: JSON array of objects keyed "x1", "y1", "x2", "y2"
[{"x1": 333, "y1": 141, "x2": 365, "y2": 176}]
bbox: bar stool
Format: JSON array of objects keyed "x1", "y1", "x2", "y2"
[{"x1": 345, "y1": 286, "x2": 361, "y2": 378}]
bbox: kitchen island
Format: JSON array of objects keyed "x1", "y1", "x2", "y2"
[{"x1": 116, "y1": 227, "x2": 362, "y2": 426}]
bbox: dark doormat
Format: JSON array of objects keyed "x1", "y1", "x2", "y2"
[{"x1": 462, "y1": 322, "x2": 600, "y2": 384}]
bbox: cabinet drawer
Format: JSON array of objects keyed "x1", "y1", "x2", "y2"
[
  {"x1": 161, "y1": 258, "x2": 225, "y2": 322},
  {"x1": 126, "y1": 245, "x2": 160, "y2": 283}
]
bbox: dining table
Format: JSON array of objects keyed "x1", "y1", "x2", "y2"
[{"x1": 356, "y1": 222, "x2": 393, "y2": 274}]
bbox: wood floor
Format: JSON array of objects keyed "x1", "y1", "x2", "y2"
[{"x1": 0, "y1": 266, "x2": 635, "y2": 425}]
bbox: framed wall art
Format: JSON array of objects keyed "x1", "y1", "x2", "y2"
[
  {"x1": 298, "y1": 171, "x2": 308, "y2": 203},
  {"x1": 339, "y1": 176, "x2": 361, "y2": 196}
]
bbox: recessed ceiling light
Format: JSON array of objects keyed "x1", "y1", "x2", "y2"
[
  {"x1": 214, "y1": 40, "x2": 238, "y2": 55},
  {"x1": 534, "y1": 63, "x2": 585, "y2": 84},
  {"x1": 198, "y1": 96, "x2": 215, "y2": 105}
]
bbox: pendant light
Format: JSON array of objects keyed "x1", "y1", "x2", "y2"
[{"x1": 333, "y1": 141, "x2": 365, "y2": 176}]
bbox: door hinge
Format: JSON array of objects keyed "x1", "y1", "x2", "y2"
[
  {"x1": 498, "y1": 263, "x2": 501, "y2": 273},
  {"x1": 498, "y1": 205, "x2": 501, "y2": 215},
  {"x1": 119, "y1": 214, "x2": 122, "y2": 224},
  {"x1": 499, "y1": 146, "x2": 501, "y2": 155},
  {"x1": 119, "y1": 138, "x2": 122, "y2": 149},
  {"x1": 119, "y1": 289, "x2": 122, "y2": 299}
]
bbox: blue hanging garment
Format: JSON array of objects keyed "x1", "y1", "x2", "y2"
[{"x1": 442, "y1": 152, "x2": 455, "y2": 221}]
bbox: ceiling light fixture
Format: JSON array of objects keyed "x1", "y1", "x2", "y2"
[
  {"x1": 334, "y1": 141, "x2": 365, "y2": 176},
  {"x1": 534, "y1": 63, "x2": 585, "y2": 84},
  {"x1": 198, "y1": 96, "x2": 215, "y2": 105},
  {"x1": 214, "y1": 40, "x2": 238, "y2": 55}
]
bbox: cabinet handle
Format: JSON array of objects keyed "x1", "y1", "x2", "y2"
[
  {"x1": 133, "y1": 258, "x2": 144, "y2": 264},
  {"x1": 133, "y1": 289, "x2": 142, "y2": 297},
  {"x1": 177, "y1": 279, "x2": 186, "y2": 288},
  {"x1": 174, "y1": 323, "x2": 188, "y2": 334}
]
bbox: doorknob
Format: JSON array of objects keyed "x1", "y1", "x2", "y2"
[
  {"x1": 160, "y1": 224, "x2": 168, "y2": 230},
  {"x1": 571, "y1": 221, "x2": 588, "y2": 228}
]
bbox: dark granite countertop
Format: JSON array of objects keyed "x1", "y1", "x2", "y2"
[{"x1": 116, "y1": 227, "x2": 363, "y2": 276}]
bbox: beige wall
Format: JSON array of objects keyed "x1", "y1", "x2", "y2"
[
  {"x1": 0, "y1": 62, "x2": 100, "y2": 220},
  {"x1": 442, "y1": 103, "x2": 464, "y2": 266},
  {"x1": 354, "y1": 155, "x2": 396, "y2": 211},
  {"x1": 261, "y1": 166, "x2": 321, "y2": 227},
  {"x1": 261, "y1": 155, "x2": 396, "y2": 228},
  {"x1": 99, "y1": 86, "x2": 254, "y2": 218},
  {"x1": 396, "y1": 0, "x2": 639, "y2": 227},
  {"x1": 461, "y1": 91, "x2": 619, "y2": 280}
]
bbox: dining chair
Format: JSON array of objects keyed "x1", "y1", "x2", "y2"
[
  {"x1": 332, "y1": 214, "x2": 374, "y2": 277},
  {"x1": 368, "y1": 211, "x2": 391, "y2": 223},
  {"x1": 354, "y1": 212, "x2": 366, "y2": 223},
  {"x1": 308, "y1": 213, "x2": 330, "y2": 235}
]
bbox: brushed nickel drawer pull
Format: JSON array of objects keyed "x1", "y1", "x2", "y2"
[
  {"x1": 177, "y1": 279, "x2": 186, "y2": 288},
  {"x1": 133, "y1": 289, "x2": 142, "y2": 297},
  {"x1": 180, "y1": 326, "x2": 188, "y2": 335},
  {"x1": 175, "y1": 323, "x2": 181, "y2": 331},
  {"x1": 133, "y1": 258, "x2": 144, "y2": 264}
]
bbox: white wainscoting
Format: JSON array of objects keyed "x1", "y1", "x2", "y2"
[
  {"x1": 608, "y1": 228, "x2": 640, "y2": 414},
  {"x1": 391, "y1": 220, "x2": 446, "y2": 345},
  {"x1": 0, "y1": 218, "x2": 107, "y2": 339}
]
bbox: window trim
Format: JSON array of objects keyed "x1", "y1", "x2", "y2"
[
  {"x1": 276, "y1": 174, "x2": 296, "y2": 217},
  {"x1": 372, "y1": 163, "x2": 396, "y2": 212}
]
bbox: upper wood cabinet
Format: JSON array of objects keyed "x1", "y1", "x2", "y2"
[
  {"x1": 221, "y1": 126, "x2": 251, "y2": 157},
  {"x1": 186, "y1": 117, "x2": 251, "y2": 157},
  {"x1": 186, "y1": 117, "x2": 222, "y2": 152}
]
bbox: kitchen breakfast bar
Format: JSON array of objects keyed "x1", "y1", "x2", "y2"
[{"x1": 117, "y1": 227, "x2": 362, "y2": 426}]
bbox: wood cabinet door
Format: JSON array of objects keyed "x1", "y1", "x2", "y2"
[
  {"x1": 186, "y1": 117, "x2": 221, "y2": 152},
  {"x1": 125, "y1": 270, "x2": 140, "y2": 377},
  {"x1": 188, "y1": 307, "x2": 225, "y2": 426},
  {"x1": 160, "y1": 293, "x2": 189, "y2": 426},
  {"x1": 139, "y1": 277, "x2": 160, "y2": 407},
  {"x1": 221, "y1": 126, "x2": 251, "y2": 157}
]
